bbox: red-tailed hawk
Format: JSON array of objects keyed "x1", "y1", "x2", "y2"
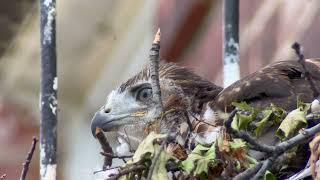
[{"x1": 91, "y1": 59, "x2": 320, "y2": 154}]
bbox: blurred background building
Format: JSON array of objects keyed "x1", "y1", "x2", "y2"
[{"x1": 0, "y1": 0, "x2": 320, "y2": 179}]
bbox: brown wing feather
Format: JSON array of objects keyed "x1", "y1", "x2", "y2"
[{"x1": 211, "y1": 59, "x2": 320, "y2": 112}]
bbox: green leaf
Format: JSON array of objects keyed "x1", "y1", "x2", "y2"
[
  {"x1": 181, "y1": 145, "x2": 207, "y2": 174},
  {"x1": 254, "y1": 109, "x2": 273, "y2": 137},
  {"x1": 231, "y1": 102, "x2": 260, "y2": 130},
  {"x1": 199, "y1": 173, "x2": 207, "y2": 180},
  {"x1": 230, "y1": 138, "x2": 246, "y2": 149},
  {"x1": 297, "y1": 99, "x2": 311, "y2": 113},
  {"x1": 276, "y1": 102, "x2": 310, "y2": 140},
  {"x1": 204, "y1": 143, "x2": 216, "y2": 158},
  {"x1": 194, "y1": 159, "x2": 210, "y2": 175},
  {"x1": 231, "y1": 113, "x2": 254, "y2": 130},
  {"x1": 181, "y1": 143, "x2": 216, "y2": 175},
  {"x1": 245, "y1": 155, "x2": 258, "y2": 167},
  {"x1": 124, "y1": 132, "x2": 178, "y2": 180},
  {"x1": 132, "y1": 132, "x2": 167, "y2": 163},
  {"x1": 263, "y1": 170, "x2": 277, "y2": 180},
  {"x1": 193, "y1": 144, "x2": 210, "y2": 154},
  {"x1": 269, "y1": 103, "x2": 286, "y2": 124},
  {"x1": 181, "y1": 158, "x2": 195, "y2": 174},
  {"x1": 235, "y1": 160, "x2": 241, "y2": 171},
  {"x1": 181, "y1": 153, "x2": 204, "y2": 174},
  {"x1": 232, "y1": 102, "x2": 255, "y2": 112},
  {"x1": 151, "y1": 151, "x2": 173, "y2": 180}
]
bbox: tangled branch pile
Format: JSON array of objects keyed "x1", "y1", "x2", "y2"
[{"x1": 96, "y1": 101, "x2": 320, "y2": 180}]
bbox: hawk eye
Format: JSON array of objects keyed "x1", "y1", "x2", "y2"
[{"x1": 137, "y1": 87, "x2": 152, "y2": 102}]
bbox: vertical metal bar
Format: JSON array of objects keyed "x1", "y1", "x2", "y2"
[
  {"x1": 223, "y1": 0, "x2": 240, "y2": 87},
  {"x1": 40, "y1": 0, "x2": 57, "y2": 179}
]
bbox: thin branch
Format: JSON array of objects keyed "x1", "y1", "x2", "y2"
[
  {"x1": 189, "y1": 112, "x2": 216, "y2": 127},
  {"x1": 123, "y1": 128, "x2": 134, "y2": 153},
  {"x1": 252, "y1": 156, "x2": 275, "y2": 180},
  {"x1": 184, "y1": 111, "x2": 193, "y2": 132},
  {"x1": 149, "y1": 28, "x2": 163, "y2": 112},
  {"x1": 107, "y1": 165, "x2": 146, "y2": 180},
  {"x1": 146, "y1": 28, "x2": 164, "y2": 180},
  {"x1": 292, "y1": 42, "x2": 319, "y2": 97},
  {"x1": 234, "y1": 152, "x2": 275, "y2": 180},
  {"x1": 95, "y1": 128, "x2": 113, "y2": 168},
  {"x1": 100, "y1": 152, "x2": 132, "y2": 159},
  {"x1": 93, "y1": 166, "x2": 120, "y2": 175},
  {"x1": 234, "y1": 162, "x2": 263, "y2": 180},
  {"x1": 20, "y1": 136, "x2": 38, "y2": 180},
  {"x1": 184, "y1": 111, "x2": 194, "y2": 150}
]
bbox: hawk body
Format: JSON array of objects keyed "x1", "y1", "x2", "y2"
[{"x1": 212, "y1": 59, "x2": 320, "y2": 112}]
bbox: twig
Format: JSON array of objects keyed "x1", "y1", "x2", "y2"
[
  {"x1": 234, "y1": 162, "x2": 263, "y2": 180},
  {"x1": 149, "y1": 28, "x2": 163, "y2": 112},
  {"x1": 20, "y1": 136, "x2": 38, "y2": 180},
  {"x1": 184, "y1": 111, "x2": 194, "y2": 150},
  {"x1": 123, "y1": 128, "x2": 134, "y2": 153},
  {"x1": 252, "y1": 156, "x2": 275, "y2": 180},
  {"x1": 146, "y1": 28, "x2": 164, "y2": 180},
  {"x1": 291, "y1": 42, "x2": 304, "y2": 62},
  {"x1": 107, "y1": 165, "x2": 146, "y2": 180},
  {"x1": 100, "y1": 152, "x2": 132, "y2": 159},
  {"x1": 189, "y1": 112, "x2": 216, "y2": 127},
  {"x1": 184, "y1": 111, "x2": 193, "y2": 132},
  {"x1": 95, "y1": 128, "x2": 113, "y2": 168},
  {"x1": 292, "y1": 42, "x2": 319, "y2": 97},
  {"x1": 93, "y1": 166, "x2": 120, "y2": 174}
]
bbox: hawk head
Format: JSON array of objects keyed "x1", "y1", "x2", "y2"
[{"x1": 90, "y1": 62, "x2": 222, "y2": 145}]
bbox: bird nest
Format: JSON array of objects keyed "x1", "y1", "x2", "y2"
[
  {"x1": 94, "y1": 101, "x2": 320, "y2": 180},
  {"x1": 92, "y1": 30, "x2": 320, "y2": 179}
]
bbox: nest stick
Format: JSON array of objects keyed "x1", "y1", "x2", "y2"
[
  {"x1": 107, "y1": 165, "x2": 146, "y2": 180},
  {"x1": 149, "y1": 28, "x2": 163, "y2": 112},
  {"x1": 147, "y1": 28, "x2": 165, "y2": 180},
  {"x1": 95, "y1": 128, "x2": 113, "y2": 168},
  {"x1": 292, "y1": 42, "x2": 319, "y2": 97},
  {"x1": 20, "y1": 136, "x2": 38, "y2": 180}
]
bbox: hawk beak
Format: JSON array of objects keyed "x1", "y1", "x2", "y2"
[
  {"x1": 90, "y1": 111, "x2": 147, "y2": 138},
  {"x1": 91, "y1": 112, "x2": 128, "y2": 138}
]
